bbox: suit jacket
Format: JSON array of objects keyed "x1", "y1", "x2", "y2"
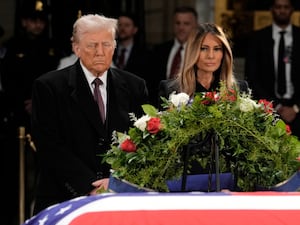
[
  {"x1": 32, "y1": 60, "x2": 148, "y2": 213},
  {"x1": 244, "y1": 25, "x2": 300, "y2": 107},
  {"x1": 152, "y1": 40, "x2": 174, "y2": 81},
  {"x1": 113, "y1": 43, "x2": 149, "y2": 76},
  {"x1": 149, "y1": 40, "x2": 174, "y2": 106},
  {"x1": 113, "y1": 43, "x2": 154, "y2": 103}
]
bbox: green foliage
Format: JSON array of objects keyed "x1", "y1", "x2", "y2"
[{"x1": 104, "y1": 83, "x2": 300, "y2": 192}]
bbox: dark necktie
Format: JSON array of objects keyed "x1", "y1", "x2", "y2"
[
  {"x1": 277, "y1": 31, "x2": 286, "y2": 96},
  {"x1": 170, "y1": 45, "x2": 183, "y2": 79},
  {"x1": 117, "y1": 48, "x2": 126, "y2": 69},
  {"x1": 92, "y1": 78, "x2": 105, "y2": 123}
]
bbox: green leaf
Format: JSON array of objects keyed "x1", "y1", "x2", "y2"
[{"x1": 142, "y1": 104, "x2": 158, "y2": 116}]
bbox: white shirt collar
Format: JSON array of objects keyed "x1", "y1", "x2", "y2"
[
  {"x1": 80, "y1": 61, "x2": 108, "y2": 88},
  {"x1": 174, "y1": 39, "x2": 186, "y2": 49},
  {"x1": 118, "y1": 41, "x2": 134, "y2": 53},
  {"x1": 272, "y1": 23, "x2": 292, "y2": 36}
]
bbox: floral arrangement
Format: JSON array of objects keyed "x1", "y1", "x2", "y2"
[{"x1": 104, "y1": 82, "x2": 300, "y2": 192}]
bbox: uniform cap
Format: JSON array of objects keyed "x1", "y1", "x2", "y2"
[{"x1": 20, "y1": 0, "x2": 49, "y2": 21}]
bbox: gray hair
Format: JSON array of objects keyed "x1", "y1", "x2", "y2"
[{"x1": 71, "y1": 14, "x2": 118, "y2": 43}]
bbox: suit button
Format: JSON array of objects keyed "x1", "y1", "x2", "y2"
[
  {"x1": 98, "y1": 138, "x2": 105, "y2": 146},
  {"x1": 96, "y1": 171, "x2": 103, "y2": 179}
]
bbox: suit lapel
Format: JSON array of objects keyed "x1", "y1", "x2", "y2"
[
  {"x1": 69, "y1": 62, "x2": 106, "y2": 137},
  {"x1": 106, "y1": 69, "x2": 130, "y2": 133},
  {"x1": 106, "y1": 69, "x2": 121, "y2": 125}
]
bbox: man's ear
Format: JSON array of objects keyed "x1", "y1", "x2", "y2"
[{"x1": 72, "y1": 43, "x2": 80, "y2": 57}]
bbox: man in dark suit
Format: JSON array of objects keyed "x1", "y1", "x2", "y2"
[
  {"x1": 31, "y1": 14, "x2": 148, "y2": 214},
  {"x1": 151, "y1": 6, "x2": 198, "y2": 106},
  {"x1": 244, "y1": 0, "x2": 300, "y2": 138},
  {"x1": 113, "y1": 13, "x2": 148, "y2": 72},
  {"x1": 113, "y1": 12, "x2": 152, "y2": 102}
]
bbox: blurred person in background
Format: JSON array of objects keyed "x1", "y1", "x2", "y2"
[
  {"x1": 2, "y1": 0, "x2": 61, "y2": 129},
  {"x1": 113, "y1": 12, "x2": 153, "y2": 102},
  {"x1": 0, "y1": 23, "x2": 19, "y2": 225},
  {"x1": 150, "y1": 6, "x2": 198, "y2": 106},
  {"x1": 1, "y1": 0, "x2": 61, "y2": 222},
  {"x1": 244, "y1": 0, "x2": 300, "y2": 138}
]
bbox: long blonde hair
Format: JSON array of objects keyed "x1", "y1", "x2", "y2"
[{"x1": 178, "y1": 23, "x2": 236, "y2": 96}]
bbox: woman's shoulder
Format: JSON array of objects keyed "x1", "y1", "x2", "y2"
[
  {"x1": 236, "y1": 79, "x2": 249, "y2": 93},
  {"x1": 159, "y1": 79, "x2": 179, "y2": 96}
]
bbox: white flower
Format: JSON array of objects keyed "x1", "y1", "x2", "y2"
[
  {"x1": 169, "y1": 92, "x2": 190, "y2": 107},
  {"x1": 239, "y1": 97, "x2": 258, "y2": 112},
  {"x1": 134, "y1": 115, "x2": 151, "y2": 131}
]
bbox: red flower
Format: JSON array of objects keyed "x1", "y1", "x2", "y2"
[
  {"x1": 147, "y1": 117, "x2": 162, "y2": 134},
  {"x1": 285, "y1": 124, "x2": 292, "y2": 135},
  {"x1": 223, "y1": 89, "x2": 237, "y2": 102},
  {"x1": 201, "y1": 91, "x2": 218, "y2": 105},
  {"x1": 120, "y1": 139, "x2": 137, "y2": 152},
  {"x1": 258, "y1": 99, "x2": 273, "y2": 114}
]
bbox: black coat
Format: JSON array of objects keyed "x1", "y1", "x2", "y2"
[
  {"x1": 245, "y1": 25, "x2": 300, "y2": 107},
  {"x1": 113, "y1": 43, "x2": 154, "y2": 104},
  {"x1": 244, "y1": 24, "x2": 300, "y2": 138},
  {"x1": 32, "y1": 60, "x2": 148, "y2": 213},
  {"x1": 149, "y1": 40, "x2": 175, "y2": 106},
  {"x1": 152, "y1": 40, "x2": 174, "y2": 81},
  {"x1": 2, "y1": 34, "x2": 61, "y2": 127}
]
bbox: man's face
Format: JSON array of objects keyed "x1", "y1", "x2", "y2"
[
  {"x1": 117, "y1": 16, "x2": 138, "y2": 42},
  {"x1": 22, "y1": 18, "x2": 46, "y2": 37},
  {"x1": 173, "y1": 12, "x2": 198, "y2": 44},
  {"x1": 271, "y1": 0, "x2": 293, "y2": 26},
  {"x1": 73, "y1": 30, "x2": 115, "y2": 76}
]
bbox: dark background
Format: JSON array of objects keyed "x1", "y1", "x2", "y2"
[
  {"x1": 227, "y1": 0, "x2": 300, "y2": 10},
  {"x1": 15, "y1": 0, "x2": 146, "y2": 55}
]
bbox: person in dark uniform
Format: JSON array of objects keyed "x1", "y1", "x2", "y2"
[
  {"x1": 1, "y1": 0, "x2": 61, "y2": 222},
  {"x1": 2, "y1": 0, "x2": 61, "y2": 130}
]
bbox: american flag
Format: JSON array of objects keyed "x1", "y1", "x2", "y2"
[{"x1": 23, "y1": 192, "x2": 300, "y2": 225}]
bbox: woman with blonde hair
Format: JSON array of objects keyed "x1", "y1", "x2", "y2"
[{"x1": 159, "y1": 23, "x2": 247, "y2": 103}]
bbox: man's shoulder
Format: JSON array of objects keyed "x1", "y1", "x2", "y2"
[
  {"x1": 109, "y1": 67, "x2": 145, "y2": 82},
  {"x1": 292, "y1": 24, "x2": 300, "y2": 34},
  {"x1": 153, "y1": 40, "x2": 174, "y2": 51},
  {"x1": 37, "y1": 69, "x2": 63, "y2": 81},
  {"x1": 37, "y1": 64, "x2": 74, "y2": 83},
  {"x1": 247, "y1": 25, "x2": 272, "y2": 44},
  {"x1": 253, "y1": 25, "x2": 272, "y2": 35}
]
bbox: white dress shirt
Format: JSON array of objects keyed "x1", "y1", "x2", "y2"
[{"x1": 166, "y1": 39, "x2": 185, "y2": 79}]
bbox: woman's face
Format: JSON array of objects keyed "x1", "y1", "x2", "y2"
[{"x1": 196, "y1": 33, "x2": 223, "y2": 74}]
